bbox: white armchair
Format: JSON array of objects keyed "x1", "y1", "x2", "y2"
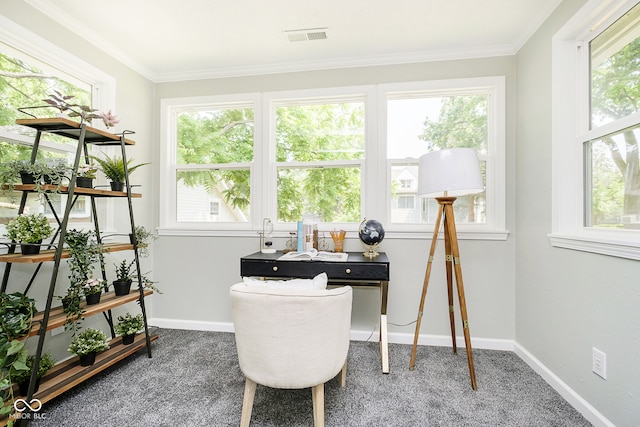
[{"x1": 230, "y1": 282, "x2": 353, "y2": 427}]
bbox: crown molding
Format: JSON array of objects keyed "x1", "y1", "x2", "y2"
[{"x1": 24, "y1": 0, "x2": 545, "y2": 84}]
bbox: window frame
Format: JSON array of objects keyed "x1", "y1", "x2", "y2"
[
  {"x1": 379, "y1": 77, "x2": 507, "y2": 239},
  {"x1": 0, "y1": 16, "x2": 116, "y2": 229},
  {"x1": 159, "y1": 79, "x2": 507, "y2": 240},
  {"x1": 264, "y1": 86, "x2": 372, "y2": 229},
  {"x1": 159, "y1": 93, "x2": 262, "y2": 233},
  {"x1": 551, "y1": 0, "x2": 640, "y2": 260}
]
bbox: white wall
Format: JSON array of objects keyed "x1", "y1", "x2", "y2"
[
  {"x1": 6, "y1": 0, "x2": 638, "y2": 425},
  {"x1": 516, "y1": 0, "x2": 640, "y2": 425},
  {"x1": 151, "y1": 57, "x2": 518, "y2": 346}
]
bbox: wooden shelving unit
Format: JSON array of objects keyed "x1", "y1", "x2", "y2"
[
  {"x1": 0, "y1": 119, "x2": 154, "y2": 425},
  {"x1": 0, "y1": 243, "x2": 135, "y2": 264},
  {"x1": 26, "y1": 289, "x2": 153, "y2": 338}
]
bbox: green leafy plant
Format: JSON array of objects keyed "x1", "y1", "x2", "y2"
[
  {"x1": 90, "y1": 154, "x2": 149, "y2": 183},
  {"x1": 4, "y1": 213, "x2": 53, "y2": 244},
  {"x1": 114, "y1": 259, "x2": 134, "y2": 281},
  {"x1": 131, "y1": 225, "x2": 155, "y2": 257},
  {"x1": 67, "y1": 328, "x2": 109, "y2": 356},
  {"x1": 0, "y1": 159, "x2": 69, "y2": 202},
  {"x1": 10, "y1": 353, "x2": 55, "y2": 385},
  {"x1": 43, "y1": 90, "x2": 101, "y2": 124},
  {"x1": 114, "y1": 313, "x2": 144, "y2": 337},
  {"x1": 62, "y1": 229, "x2": 102, "y2": 331},
  {"x1": 0, "y1": 292, "x2": 36, "y2": 418}
]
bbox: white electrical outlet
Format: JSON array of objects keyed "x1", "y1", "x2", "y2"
[{"x1": 592, "y1": 347, "x2": 607, "y2": 379}]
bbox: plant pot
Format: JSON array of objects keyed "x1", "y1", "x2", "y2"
[
  {"x1": 76, "y1": 176, "x2": 93, "y2": 188},
  {"x1": 110, "y1": 181, "x2": 125, "y2": 192},
  {"x1": 18, "y1": 378, "x2": 41, "y2": 396},
  {"x1": 122, "y1": 334, "x2": 135, "y2": 345},
  {"x1": 19, "y1": 171, "x2": 37, "y2": 185},
  {"x1": 85, "y1": 292, "x2": 101, "y2": 305},
  {"x1": 78, "y1": 352, "x2": 96, "y2": 366},
  {"x1": 20, "y1": 241, "x2": 42, "y2": 255},
  {"x1": 113, "y1": 279, "x2": 132, "y2": 296}
]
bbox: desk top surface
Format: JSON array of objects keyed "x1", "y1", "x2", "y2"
[
  {"x1": 241, "y1": 251, "x2": 389, "y2": 281},
  {"x1": 241, "y1": 250, "x2": 389, "y2": 264}
]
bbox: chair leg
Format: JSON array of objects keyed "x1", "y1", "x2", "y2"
[
  {"x1": 339, "y1": 360, "x2": 347, "y2": 387},
  {"x1": 312, "y1": 383, "x2": 325, "y2": 427},
  {"x1": 240, "y1": 378, "x2": 257, "y2": 427}
]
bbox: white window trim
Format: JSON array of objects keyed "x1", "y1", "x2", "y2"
[
  {"x1": 379, "y1": 77, "x2": 507, "y2": 240},
  {"x1": 158, "y1": 93, "x2": 262, "y2": 234},
  {"x1": 0, "y1": 15, "x2": 117, "y2": 230},
  {"x1": 0, "y1": 16, "x2": 115, "y2": 120},
  {"x1": 264, "y1": 85, "x2": 374, "y2": 233},
  {"x1": 159, "y1": 80, "x2": 507, "y2": 241},
  {"x1": 550, "y1": 0, "x2": 640, "y2": 260}
]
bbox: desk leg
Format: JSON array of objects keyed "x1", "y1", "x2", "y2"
[{"x1": 380, "y1": 281, "x2": 389, "y2": 374}]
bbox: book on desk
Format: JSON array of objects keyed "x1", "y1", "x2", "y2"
[{"x1": 278, "y1": 249, "x2": 348, "y2": 262}]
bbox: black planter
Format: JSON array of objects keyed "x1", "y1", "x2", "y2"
[
  {"x1": 113, "y1": 279, "x2": 133, "y2": 296},
  {"x1": 85, "y1": 292, "x2": 101, "y2": 305},
  {"x1": 76, "y1": 176, "x2": 93, "y2": 188},
  {"x1": 19, "y1": 171, "x2": 37, "y2": 184},
  {"x1": 122, "y1": 334, "x2": 135, "y2": 345},
  {"x1": 110, "y1": 181, "x2": 125, "y2": 192},
  {"x1": 20, "y1": 241, "x2": 42, "y2": 255},
  {"x1": 18, "y1": 378, "x2": 41, "y2": 396},
  {"x1": 78, "y1": 352, "x2": 96, "y2": 366}
]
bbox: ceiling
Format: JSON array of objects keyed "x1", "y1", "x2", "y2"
[{"x1": 26, "y1": 0, "x2": 562, "y2": 82}]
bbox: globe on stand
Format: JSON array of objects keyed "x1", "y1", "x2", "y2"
[{"x1": 358, "y1": 219, "x2": 385, "y2": 258}]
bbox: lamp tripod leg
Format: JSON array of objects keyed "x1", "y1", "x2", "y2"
[
  {"x1": 409, "y1": 204, "x2": 444, "y2": 371},
  {"x1": 443, "y1": 219, "x2": 457, "y2": 354},
  {"x1": 444, "y1": 203, "x2": 478, "y2": 391}
]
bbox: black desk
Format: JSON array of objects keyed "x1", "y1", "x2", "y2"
[{"x1": 240, "y1": 251, "x2": 391, "y2": 373}]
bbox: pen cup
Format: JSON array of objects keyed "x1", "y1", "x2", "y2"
[{"x1": 330, "y1": 230, "x2": 346, "y2": 253}]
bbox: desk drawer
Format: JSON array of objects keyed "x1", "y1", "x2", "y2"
[{"x1": 241, "y1": 259, "x2": 389, "y2": 281}]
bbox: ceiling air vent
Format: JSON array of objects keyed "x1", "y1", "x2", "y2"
[{"x1": 285, "y1": 27, "x2": 328, "y2": 42}]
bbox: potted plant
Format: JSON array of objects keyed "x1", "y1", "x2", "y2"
[
  {"x1": 129, "y1": 225, "x2": 155, "y2": 258},
  {"x1": 81, "y1": 277, "x2": 104, "y2": 305},
  {"x1": 0, "y1": 159, "x2": 70, "y2": 203},
  {"x1": 3, "y1": 213, "x2": 54, "y2": 255},
  {"x1": 11, "y1": 353, "x2": 55, "y2": 396},
  {"x1": 0, "y1": 292, "x2": 36, "y2": 415},
  {"x1": 68, "y1": 328, "x2": 109, "y2": 366},
  {"x1": 112, "y1": 259, "x2": 134, "y2": 296},
  {"x1": 75, "y1": 163, "x2": 97, "y2": 188},
  {"x1": 43, "y1": 90, "x2": 101, "y2": 124},
  {"x1": 114, "y1": 313, "x2": 144, "y2": 345},
  {"x1": 90, "y1": 153, "x2": 149, "y2": 192},
  {"x1": 62, "y1": 229, "x2": 101, "y2": 331}
]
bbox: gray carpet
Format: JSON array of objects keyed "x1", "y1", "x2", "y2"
[{"x1": 28, "y1": 328, "x2": 591, "y2": 426}]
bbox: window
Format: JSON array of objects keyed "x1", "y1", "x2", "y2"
[
  {"x1": 160, "y1": 79, "x2": 506, "y2": 239},
  {"x1": 0, "y1": 17, "x2": 114, "y2": 225},
  {"x1": 273, "y1": 96, "x2": 365, "y2": 223},
  {"x1": 381, "y1": 77, "x2": 505, "y2": 236},
  {"x1": 551, "y1": 0, "x2": 640, "y2": 260},
  {"x1": 174, "y1": 104, "x2": 254, "y2": 223}
]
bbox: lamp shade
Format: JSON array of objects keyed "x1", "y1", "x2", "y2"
[{"x1": 418, "y1": 148, "x2": 484, "y2": 198}]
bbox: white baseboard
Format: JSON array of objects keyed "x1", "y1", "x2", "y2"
[
  {"x1": 148, "y1": 317, "x2": 612, "y2": 426},
  {"x1": 149, "y1": 317, "x2": 235, "y2": 333},
  {"x1": 513, "y1": 343, "x2": 614, "y2": 427}
]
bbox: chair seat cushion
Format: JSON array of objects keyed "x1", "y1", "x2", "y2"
[{"x1": 242, "y1": 272, "x2": 328, "y2": 290}]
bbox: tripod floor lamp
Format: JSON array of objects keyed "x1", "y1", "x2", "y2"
[{"x1": 408, "y1": 148, "x2": 484, "y2": 391}]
